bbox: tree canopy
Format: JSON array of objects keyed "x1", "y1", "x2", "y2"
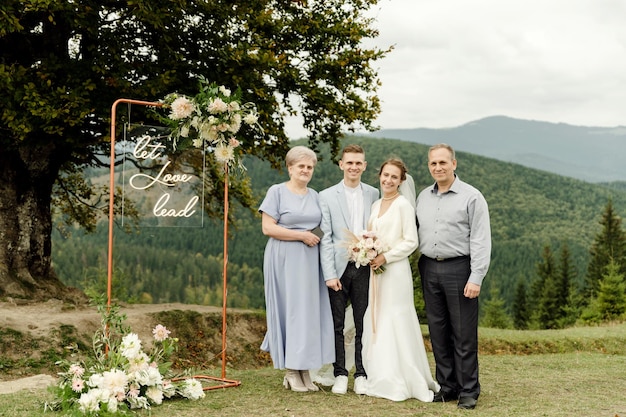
[{"x1": 0, "y1": 0, "x2": 388, "y2": 300}]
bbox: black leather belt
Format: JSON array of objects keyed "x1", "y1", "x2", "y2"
[{"x1": 424, "y1": 255, "x2": 469, "y2": 262}]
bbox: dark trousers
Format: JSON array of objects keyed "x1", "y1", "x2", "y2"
[
  {"x1": 418, "y1": 255, "x2": 480, "y2": 400},
  {"x1": 328, "y1": 262, "x2": 370, "y2": 378}
]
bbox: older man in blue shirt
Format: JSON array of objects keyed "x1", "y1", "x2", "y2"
[{"x1": 416, "y1": 143, "x2": 491, "y2": 410}]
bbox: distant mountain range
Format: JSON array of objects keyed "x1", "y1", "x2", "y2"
[{"x1": 371, "y1": 116, "x2": 626, "y2": 183}]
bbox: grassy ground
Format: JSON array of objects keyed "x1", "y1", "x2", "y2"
[
  {"x1": 1, "y1": 352, "x2": 625, "y2": 417},
  {"x1": 1, "y1": 313, "x2": 625, "y2": 417}
]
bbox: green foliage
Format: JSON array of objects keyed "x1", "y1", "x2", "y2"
[
  {"x1": 529, "y1": 243, "x2": 580, "y2": 329},
  {"x1": 0, "y1": 0, "x2": 387, "y2": 298},
  {"x1": 52, "y1": 136, "x2": 626, "y2": 322},
  {"x1": 595, "y1": 261, "x2": 626, "y2": 319},
  {"x1": 531, "y1": 245, "x2": 560, "y2": 329},
  {"x1": 480, "y1": 287, "x2": 513, "y2": 329},
  {"x1": 584, "y1": 199, "x2": 626, "y2": 299},
  {"x1": 512, "y1": 276, "x2": 530, "y2": 329},
  {"x1": 580, "y1": 260, "x2": 626, "y2": 323}
]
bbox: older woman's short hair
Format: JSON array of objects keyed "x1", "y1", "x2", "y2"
[{"x1": 286, "y1": 146, "x2": 317, "y2": 167}]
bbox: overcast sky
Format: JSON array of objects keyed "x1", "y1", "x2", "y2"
[{"x1": 286, "y1": 0, "x2": 626, "y2": 138}]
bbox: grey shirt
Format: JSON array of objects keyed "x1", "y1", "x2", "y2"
[{"x1": 415, "y1": 175, "x2": 491, "y2": 286}]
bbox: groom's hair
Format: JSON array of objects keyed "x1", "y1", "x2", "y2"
[{"x1": 341, "y1": 144, "x2": 365, "y2": 159}]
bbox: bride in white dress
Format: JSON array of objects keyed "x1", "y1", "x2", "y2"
[{"x1": 362, "y1": 158, "x2": 440, "y2": 402}]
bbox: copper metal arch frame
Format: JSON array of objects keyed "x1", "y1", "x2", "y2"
[{"x1": 109, "y1": 99, "x2": 240, "y2": 390}]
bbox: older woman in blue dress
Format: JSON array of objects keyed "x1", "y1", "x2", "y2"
[{"x1": 259, "y1": 146, "x2": 335, "y2": 392}]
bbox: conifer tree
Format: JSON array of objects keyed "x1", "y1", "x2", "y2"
[
  {"x1": 555, "y1": 242, "x2": 575, "y2": 325},
  {"x1": 481, "y1": 287, "x2": 513, "y2": 329},
  {"x1": 533, "y1": 245, "x2": 561, "y2": 329},
  {"x1": 532, "y1": 245, "x2": 555, "y2": 302},
  {"x1": 585, "y1": 199, "x2": 626, "y2": 299},
  {"x1": 512, "y1": 276, "x2": 530, "y2": 329},
  {"x1": 595, "y1": 260, "x2": 626, "y2": 320}
]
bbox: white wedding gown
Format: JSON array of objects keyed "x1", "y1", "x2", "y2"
[{"x1": 361, "y1": 196, "x2": 440, "y2": 402}]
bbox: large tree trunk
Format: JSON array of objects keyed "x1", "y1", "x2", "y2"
[{"x1": 0, "y1": 143, "x2": 86, "y2": 303}]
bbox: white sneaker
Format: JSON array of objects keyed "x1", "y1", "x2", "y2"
[
  {"x1": 353, "y1": 376, "x2": 367, "y2": 395},
  {"x1": 331, "y1": 375, "x2": 348, "y2": 394}
]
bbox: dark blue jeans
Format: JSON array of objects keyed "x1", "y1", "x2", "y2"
[{"x1": 328, "y1": 262, "x2": 370, "y2": 378}]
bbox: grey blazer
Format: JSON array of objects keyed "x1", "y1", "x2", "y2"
[{"x1": 319, "y1": 181, "x2": 380, "y2": 281}]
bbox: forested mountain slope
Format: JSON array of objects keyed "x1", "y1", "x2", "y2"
[
  {"x1": 52, "y1": 137, "x2": 626, "y2": 309},
  {"x1": 375, "y1": 116, "x2": 626, "y2": 183}
]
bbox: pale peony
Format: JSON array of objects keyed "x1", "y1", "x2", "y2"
[
  {"x1": 181, "y1": 378, "x2": 205, "y2": 400},
  {"x1": 228, "y1": 101, "x2": 240, "y2": 111},
  {"x1": 87, "y1": 373, "x2": 104, "y2": 388},
  {"x1": 106, "y1": 397, "x2": 119, "y2": 413},
  {"x1": 128, "y1": 395, "x2": 150, "y2": 409},
  {"x1": 243, "y1": 112, "x2": 258, "y2": 125},
  {"x1": 120, "y1": 333, "x2": 142, "y2": 359},
  {"x1": 135, "y1": 367, "x2": 163, "y2": 387},
  {"x1": 169, "y1": 96, "x2": 195, "y2": 120},
  {"x1": 228, "y1": 114, "x2": 242, "y2": 133},
  {"x1": 190, "y1": 115, "x2": 201, "y2": 129},
  {"x1": 78, "y1": 390, "x2": 101, "y2": 413},
  {"x1": 162, "y1": 379, "x2": 177, "y2": 398},
  {"x1": 208, "y1": 97, "x2": 228, "y2": 114},
  {"x1": 152, "y1": 324, "x2": 171, "y2": 342},
  {"x1": 229, "y1": 138, "x2": 240, "y2": 148},
  {"x1": 214, "y1": 143, "x2": 235, "y2": 163},
  {"x1": 219, "y1": 86, "x2": 231, "y2": 97},
  {"x1": 146, "y1": 386, "x2": 164, "y2": 405},
  {"x1": 199, "y1": 123, "x2": 219, "y2": 141},
  {"x1": 127, "y1": 352, "x2": 150, "y2": 374},
  {"x1": 101, "y1": 369, "x2": 129, "y2": 396}
]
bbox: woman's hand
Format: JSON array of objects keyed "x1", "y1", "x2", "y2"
[
  {"x1": 302, "y1": 231, "x2": 321, "y2": 247},
  {"x1": 370, "y1": 254, "x2": 386, "y2": 271}
]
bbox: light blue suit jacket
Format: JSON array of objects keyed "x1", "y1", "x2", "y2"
[{"x1": 319, "y1": 181, "x2": 380, "y2": 281}]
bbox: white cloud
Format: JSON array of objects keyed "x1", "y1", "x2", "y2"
[{"x1": 286, "y1": 0, "x2": 626, "y2": 138}]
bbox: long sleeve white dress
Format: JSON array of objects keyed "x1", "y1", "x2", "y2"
[{"x1": 362, "y1": 195, "x2": 440, "y2": 401}]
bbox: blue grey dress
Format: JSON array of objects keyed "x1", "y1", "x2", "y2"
[{"x1": 259, "y1": 183, "x2": 335, "y2": 370}]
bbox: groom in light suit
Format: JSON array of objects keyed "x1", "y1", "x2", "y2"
[{"x1": 319, "y1": 144, "x2": 379, "y2": 395}]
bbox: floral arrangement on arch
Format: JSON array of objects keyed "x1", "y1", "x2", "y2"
[
  {"x1": 345, "y1": 230, "x2": 389, "y2": 275},
  {"x1": 47, "y1": 300, "x2": 204, "y2": 415},
  {"x1": 161, "y1": 77, "x2": 264, "y2": 170}
]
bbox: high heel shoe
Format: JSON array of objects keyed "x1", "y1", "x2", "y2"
[
  {"x1": 283, "y1": 369, "x2": 308, "y2": 392},
  {"x1": 299, "y1": 370, "x2": 319, "y2": 391}
]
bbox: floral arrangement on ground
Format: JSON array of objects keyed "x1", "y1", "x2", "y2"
[
  {"x1": 160, "y1": 76, "x2": 265, "y2": 171},
  {"x1": 46, "y1": 298, "x2": 205, "y2": 415}
]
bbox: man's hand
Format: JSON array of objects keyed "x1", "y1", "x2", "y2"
[
  {"x1": 326, "y1": 278, "x2": 342, "y2": 291},
  {"x1": 464, "y1": 282, "x2": 481, "y2": 299}
]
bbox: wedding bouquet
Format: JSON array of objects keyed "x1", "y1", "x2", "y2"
[
  {"x1": 346, "y1": 230, "x2": 389, "y2": 275},
  {"x1": 47, "y1": 300, "x2": 204, "y2": 415}
]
